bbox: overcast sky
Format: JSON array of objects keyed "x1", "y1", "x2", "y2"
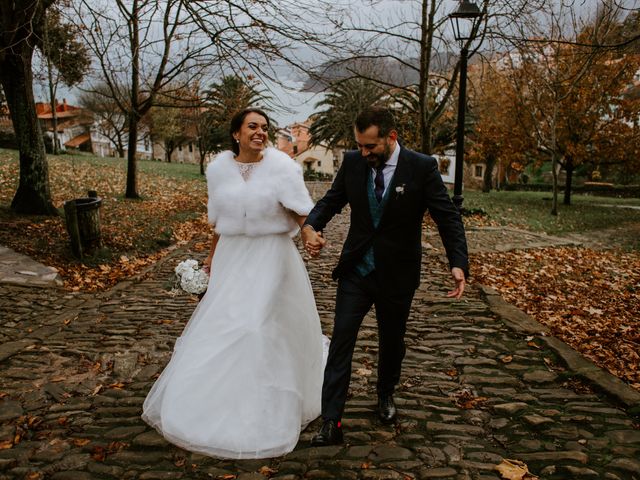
[{"x1": 35, "y1": 0, "x2": 640, "y2": 129}]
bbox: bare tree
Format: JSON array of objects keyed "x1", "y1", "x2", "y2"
[
  {"x1": 40, "y1": 5, "x2": 90, "y2": 154},
  {"x1": 307, "y1": 0, "x2": 554, "y2": 154},
  {"x1": 73, "y1": 0, "x2": 338, "y2": 199}
]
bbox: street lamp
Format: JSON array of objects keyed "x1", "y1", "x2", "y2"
[{"x1": 449, "y1": 0, "x2": 483, "y2": 212}]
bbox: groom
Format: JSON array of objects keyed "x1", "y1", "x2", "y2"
[{"x1": 302, "y1": 107, "x2": 469, "y2": 446}]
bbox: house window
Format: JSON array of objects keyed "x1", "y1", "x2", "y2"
[
  {"x1": 474, "y1": 165, "x2": 483, "y2": 178},
  {"x1": 178, "y1": 145, "x2": 182, "y2": 151},
  {"x1": 188, "y1": 142, "x2": 193, "y2": 152},
  {"x1": 293, "y1": 145, "x2": 298, "y2": 154},
  {"x1": 317, "y1": 161, "x2": 322, "y2": 167},
  {"x1": 144, "y1": 137, "x2": 149, "y2": 150}
]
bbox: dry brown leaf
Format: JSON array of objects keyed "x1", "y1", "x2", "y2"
[
  {"x1": 91, "y1": 446, "x2": 106, "y2": 461},
  {"x1": 258, "y1": 466, "x2": 277, "y2": 475},
  {"x1": 0, "y1": 440, "x2": 13, "y2": 450},
  {"x1": 495, "y1": 459, "x2": 538, "y2": 480}
]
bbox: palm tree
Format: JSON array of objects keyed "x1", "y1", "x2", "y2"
[
  {"x1": 202, "y1": 76, "x2": 270, "y2": 152},
  {"x1": 310, "y1": 78, "x2": 386, "y2": 150}
]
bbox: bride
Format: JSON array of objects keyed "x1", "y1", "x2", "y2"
[{"x1": 142, "y1": 107, "x2": 327, "y2": 459}]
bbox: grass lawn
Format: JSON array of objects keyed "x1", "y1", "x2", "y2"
[{"x1": 464, "y1": 190, "x2": 640, "y2": 242}]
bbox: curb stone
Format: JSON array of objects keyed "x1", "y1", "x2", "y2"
[{"x1": 480, "y1": 284, "x2": 640, "y2": 413}]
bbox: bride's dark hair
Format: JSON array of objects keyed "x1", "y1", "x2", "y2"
[{"x1": 229, "y1": 107, "x2": 270, "y2": 155}]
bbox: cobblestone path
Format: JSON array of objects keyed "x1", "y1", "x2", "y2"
[{"x1": 1, "y1": 210, "x2": 639, "y2": 480}]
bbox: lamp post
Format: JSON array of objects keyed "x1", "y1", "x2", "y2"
[{"x1": 449, "y1": 0, "x2": 483, "y2": 212}]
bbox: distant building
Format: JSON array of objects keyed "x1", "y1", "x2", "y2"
[
  {"x1": 276, "y1": 120, "x2": 312, "y2": 157},
  {"x1": 36, "y1": 99, "x2": 93, "y2": 152},
  {"x1": 276, "y1": 119, "x2": 341, "y2": 178}
]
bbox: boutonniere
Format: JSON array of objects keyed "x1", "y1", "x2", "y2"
[{"x1": 395, "y1": 184, "x2": 405, "y2": 198}]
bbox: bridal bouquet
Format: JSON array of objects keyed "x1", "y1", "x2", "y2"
[{"x1": 174, "y1": 259, "x2": 209, "y2": 295}]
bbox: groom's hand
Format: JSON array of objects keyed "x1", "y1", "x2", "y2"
[
  {"x1": 446, "y1": 267, "x2": 466, "y2": 299},
  {"x1": 302, "y1": 225, "x2": 326, "y2": 257}
]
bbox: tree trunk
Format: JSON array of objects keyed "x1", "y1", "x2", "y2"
[
  {"x1": 0, "y1": 47, "x2": 57, "y2": 215},
  {"x1": 165, "y1": 141, "x2": 174, "y2": 162},
  {"x1": 125, "y1": 0, "x2": 140, "y2": 199},
  {"x1": 44, "y1": 9, "x2": 59, "y2": 155},
  {"x1": 199, "y1": 143, "x2": 206, "y2": 175},
  {"x1": 483, "y1": 154, "x2": 496, "y2": 193},
  {"x1": 418, "y1": 0, "x2": 432, "y2": 154},
  {"x1": 125, "y1": 112, "x2": 140, "y2": 198},
  {"x1": 114, "y1": 129, "x2": 125, "y2": 158},
  {"x1": 563, "y1": 156, "x2": 573, "y2": 205},
  {"x1": 550, "y1": 103, "x2": 558, "y2": 216}
]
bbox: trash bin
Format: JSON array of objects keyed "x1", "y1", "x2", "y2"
[{"x1": 64, "y1": 191, "x2": 103, "y2": 258}]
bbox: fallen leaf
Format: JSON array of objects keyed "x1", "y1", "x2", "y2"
[
  {"x1": 91, "y1": 446, "x2": 106, "y2": 461},
  {"x1": 258, "y1": 466, "x2": 277, "y2": 475},
  {"x1": 501, "y1": 355, "x2": 513, "y2": 363},
  {"x1": 495, "y1": 458, "x2": 538, "y2": 480}
]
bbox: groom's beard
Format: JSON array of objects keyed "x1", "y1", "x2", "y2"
[{"x1": 364, "y1": 143, "x2": 392, "y2": 169}]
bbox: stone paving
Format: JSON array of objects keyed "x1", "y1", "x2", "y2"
[
  {"x1": 0, "y1": 246, "x2": 62, "y2": 288},
  {"x1": 1, "y1": 210, "x2": 640, "y2": 480}
]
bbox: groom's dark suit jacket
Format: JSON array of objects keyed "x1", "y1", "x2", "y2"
[{"x1": 305, "y1": 146, "x2": 468, "y2": 295}]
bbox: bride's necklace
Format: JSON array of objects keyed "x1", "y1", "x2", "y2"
[
  {"x1": 235, "y1": 160, "x2": 259, "y2": 180},
  {"x1": 235, "y1": 152, "x2": 262, "y2": 181}
]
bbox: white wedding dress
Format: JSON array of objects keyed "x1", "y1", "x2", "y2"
[{"x1": 142, "y1": 149, "x2": 327, "y2": 459}]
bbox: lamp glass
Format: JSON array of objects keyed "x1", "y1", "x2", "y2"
[{"x1": 448, "y1": 1, "x2": 482, "y2": 42}]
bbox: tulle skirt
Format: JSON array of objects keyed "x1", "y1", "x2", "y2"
[{"x1": 142, "y1": 233, "x2": 327, "y2": 459}]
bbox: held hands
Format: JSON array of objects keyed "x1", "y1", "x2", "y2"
[
  {"x1": 301, "y1": 225, "x2": 326, "y2": 257},
  {"x1": 447, "y1": 267, "x2": 466, "y2": 299}
]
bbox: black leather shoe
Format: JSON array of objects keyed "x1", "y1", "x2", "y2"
[
  {"x1": 378, "y1": 395, "x2": 397, "y2": 423},
  {"x1": 310, "y1": 419, "x2": 343, "y2": 446}
]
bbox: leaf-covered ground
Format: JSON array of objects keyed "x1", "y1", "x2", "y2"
[
  {"x1": 0, "y1": 151, "x2": 210, "y2": 291},
  {"x1": 471, "y1": 247, "x2": 640, "y2": 392}
]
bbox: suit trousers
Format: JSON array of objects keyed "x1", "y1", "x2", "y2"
[{"x1": 322, "y1": 270, "x2": 415, "y2": 421}]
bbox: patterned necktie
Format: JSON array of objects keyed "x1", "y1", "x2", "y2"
[{"x1": 374, "y1": 165, "x2": 385, "y2": 203}]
